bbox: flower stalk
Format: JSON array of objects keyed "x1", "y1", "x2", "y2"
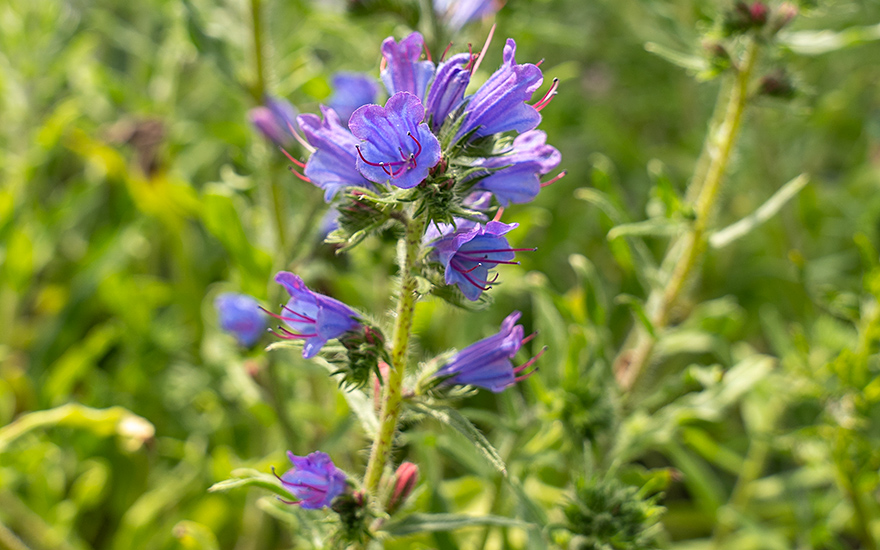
[
  {"x1": 363, "y1": 212, "x2": 427, "y2": 495},
  {"x1": 617, "y1": 38, "x2": 761, "y2": 391}
]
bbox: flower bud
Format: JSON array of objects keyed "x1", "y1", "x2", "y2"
[{"x1": 387, "y1": 461, "x2": 419, "y2": 515}]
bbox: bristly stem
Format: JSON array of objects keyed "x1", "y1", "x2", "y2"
[
  {"x1": 363, "y1": 212, "x2": 427, "y2": 495},
  {"x1": 617, "y1": 38, "x2": 761, "y2": 391}
]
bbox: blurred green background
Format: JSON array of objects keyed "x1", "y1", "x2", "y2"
[{"x1": 2, "y1": 0, "x2": 880, "y2": 548}]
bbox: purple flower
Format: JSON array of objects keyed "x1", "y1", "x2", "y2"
[
  {"x1": 434, "y1": 311, "x2": 539, "y2": 392},
  {"x1": 434, "y1": 0, "x2": 500, "y2": 33},
  {"x1": 328, "y1": 72, "x2": 380, "y2": 126},
  {"x1": 249, "y1": 95, "x2": 299, "y2": 146},
  {"x1": 471, "y1": 130, "x2": 561, "y2": 205},
  {"x1": 275, "y1": 451, "x2": 347, "y2": 509},
  {"x1": 298, "y1": 106, "x2": 375, "y2": 201},
  {"x1": 380, "y1": 32, "x2": 435, "y2": 101},
  {"x1": 426, "y1": 220, "x2": 528, "y2": 301},
  {"x1": 215, "y1": 293, "x2": 267, "y2": 347},
  {"x1": 269, "y1": 272, "x2": 361, "y2": 358},
  {"x1": 457, "y1": 39, "x2": 543, "y2": 140},
  {"x1": 350, "y1": 92, "x2": 441, "y2": 189},
  {"x1": 424, "y1": 53, "x2": 471, "y2": 132}
]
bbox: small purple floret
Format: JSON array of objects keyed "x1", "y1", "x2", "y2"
[
  {"x1": 424, "y1": 53, "x2": 471, "y2": 132},
  {"x1": 350, "y1": 92, "x2": 441, "y2": 189},
  {"x1": 278, "y1": 451, "x2": 347, "y2": 509},
  {"x1": 457, "y1": 39, "x2": 543, "y2": 140},
  {"x1": 434, "y1": 311, "x2": 532, "y2": 392},
  {"x1": 272, "y1": 272, "x2": 361, "y2": 359},
  {"x1": 380, "y1": 32, "x2": 435, "y2": 101},
  {"x1": 434, "y1": 0, "x2": 500, "y2": 32},
  {"x1": 328, "y1": 72, "x2": 380, "y2": 126},
  {"x1": 298, "y1": 106, "x2": 375, "y2": 201},
  {"x1": 427, "y1": 220, "x2": 521, "y2": 301},
  {"x1": 249, "y1": 95, "x2": 299, "y2": 146},
  {"x1": 215, "y1": 293, "x2": 267, "y2": 347},
  {"x1": 471, "y1": 130, "x2": 561, "y2": 205}
]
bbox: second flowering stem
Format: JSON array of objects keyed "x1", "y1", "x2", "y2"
[{"x1": 363, "y1": 212, "x2": 427, "y2": 496}]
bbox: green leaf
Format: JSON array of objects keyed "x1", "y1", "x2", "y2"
[
  {"x1": 409, "y1": 402, "x2": 507, "y2": 475},
  {"x1": 644, "y1": 42, "x2": 708, "y2": 72},
  {"x1": 710, "y1": 174, "x2": 809, "y2": 249},
  {"x1": 383, "y1": 513, "x2": 530, "y2": 536},
  {"x1": 607, "y1": 217, "x2": 684, "y2": 241},
  {"x1": 615, "y1": 294, "x2": 656, "y2": 338},
  {"x1": 208, "y1": 469, "x2": 297, "y2": 502},
  {"x1": 779, "y1": 24, "x2": 880, "y2": 55}
]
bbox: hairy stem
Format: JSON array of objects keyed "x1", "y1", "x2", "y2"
[
  {"x1": 363, "y1": 214, "x2": 426, "y2": 495},
  {"x1": 617, "y1": 39, "x2": 761, "y2": 391}
]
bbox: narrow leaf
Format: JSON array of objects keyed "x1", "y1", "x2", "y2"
[
  {"x1": 710, "y1": 174, "x2": 809, "y2": 248},
  {"x1": 607, "y1": 218, "x2": 684, "y2": 240},
  {"x1": 383, "y1": 513, "x2": 529, "y2": 536},
  {"x1": 779, "y1": 24, "x2": 880, "y2": 55},
  {"x1": 615, "y1": 294, "x2": 656, "y2": 338},
  {"x1": 208, "y1": 470, "x2": 297, "y2": 502},
  {"x1": 644, "y1": 42, "x2": 708, "y2": 72},
  {"x1": 409, "y1": 402, "x2": 507, "y2": 475}
]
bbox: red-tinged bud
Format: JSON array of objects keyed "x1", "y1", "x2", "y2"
[
  {"x1": 769, "y1": 2, "x2": 798, "y2": 33},
  {"x1": 387, "y1": 462, "x2": 419, "y2": 515},
  {"x1": 748, "y1": 2, "x2": 768, "y2": 25},
  {"x1": 758, "y1": 69, "x2": 796, "y2": 99}
]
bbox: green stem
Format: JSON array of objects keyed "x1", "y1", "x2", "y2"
[
  {"x1": 363, "y1": 214, "x2": 427, "y2": 495},
  {"x1": 618, "y1": 39, "x2": 761, "y2": 392},
  {"x1": 249, "y1": 0, "x2": 266, "y2": 102}
]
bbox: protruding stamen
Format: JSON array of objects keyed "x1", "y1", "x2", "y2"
[
  {"x1": 513, "y1": 367, "x2": 539, "y2": 383},
  {"x1": 514, "y1": 346, "x2": 547, "y2": 374},
  {"x1": 287, "y1": 121, "x2": 315, "y2": 154},
  {"x1": 288, "y1": 166, "x2": 312, "y2": 183},
  {"x1": 541, "y1": 170, "x2": 567, "y2": 188},
  {"x1": 455, "y1": 254, "x2": 521, "y2": 266},
  {"x1": 535, "y1": 58, "x2": 545, "y2": 67},
  {"x1": 440, "y1": 42, "x2": 454, "y2": 62},
  {"x1": 380, "y1": 56, "x2": 387, "y2": 72},
  {"x1": 493, "y1": 207, "x2": 505, "y2": 222},
  {"x1": 534, "y1": 78, "x2": 559, "y2": 111},
  {"x1": 471, "y1": 23, "x2": 496, "y2": 76},
  {"x1": 461, "y1": 247, "x2": 537, "y2": 254},
  {"x1": 521, "y1": 331, "x2": 538, "y2": 345},
  {"x1": 282, "y1": 305, "x2": 317, "y2": 323},
  {"x1": 407, "y1": 132, "x2": 422, "y2": 158},
  {"x1": 464, "y1": 43, "x2": 475, "y2": 71},
  {"x1": 275, "y1": 326, "x2": 318, "y2": 339},
  {"x1": 260, "y1": 306, "x2": 315, "y2": 324},
  {"x1": 279, "y1": 146, "x2": 306, "y2": 168}
]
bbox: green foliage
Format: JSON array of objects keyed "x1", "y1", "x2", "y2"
[{"x1": 563, "y1": 476, "x2": 663, "y2": 550}]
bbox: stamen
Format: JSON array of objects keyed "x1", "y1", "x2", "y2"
[
  {"x1": 461, "y1": 247, "x2": 537, "y2": 254},
  {"x1": 464, "y1": 43, "x2": 475, "y2": 71},
  {"x1": 407, "y1": 132, "x2": 422, "y2": 157},
  {"x1": 380, "y1": 56, "x2": 387, "y2": 72},
  {"x1": 514, "y1": 367, "x2": 538, "y2": 383},
  {"x1": 534, "y1": 78, "x2": 559, "y2": 111},
  {"x1": 260, "y1": 306, "x2": 310, "y2": 324},
  {"x1": 282, "y1": 305, "x2": 316, "y2": 323},
  {"x1": 440, "y1": 42, "x2": 454, "y2": 62},
  {"x1": 279, "y1": 146, "x2": 306, "y2": 168},
  {"x1": 288, "y1": 165, "x2": 312, "y2": 183},
  {"x1": 536, "y1": 58, "x2": 545, "y2": 67},
  {"x1": 514, "y1": 346, "x2": 547, "y2": 374},
  {"x1": 453, "y1": 265, "x2": 493, "y2": 291},
  {"x1": 423, "y1": 42, "x2": 432, "y2": 62},
  {"x1": 356, "y1": 145, "x2": 406, "y2": 170},
  {"x1": 277, "y1": 497, "x2": 297, "y2": 505},
  {"x1": 452, "y1": 260, "x2": 483, "y2": 274},
  {"x1": 287, "y1": 121, "x2": 315, "y2": 154},
  {"x1": 271, "y1": 466, "x2": 283, "y2": 482},
  {"x1": 493, "y1": 207, "x2": 505, "y2": 222},
  {"x1": 455, "y1": 255, "x2": 521, "y2": 266},
  {"x1": 541, "y1": 170, "x2": 567, "y2": 188},
  {"x1": 471, "y1": 23, "x2": 496, "y2": 76},
  {"x1": 277, "y1": 326, "x2": 318, "y2": 339},
  {"x1": 521, "y1": 331, "x2": 538, "y2": 345}
]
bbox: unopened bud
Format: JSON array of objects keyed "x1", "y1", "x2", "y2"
[
  {"x1": 759, "y1": 70, "x2": 796, "y2": 99},
  {"x1": 769, "y1": 2, "x2": 798, "y2": 34},
  {"x1": 387, "y1": 461, "x2": 419, "y2": 515},
  {"x1": 373, "y1": 361, "x2": 391, "y2": 413},
  {"x1": 748, "y1": 2, "x2": 768, "y2": 25}
]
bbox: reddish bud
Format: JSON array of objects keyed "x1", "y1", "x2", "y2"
[
  {"x1": 387, "y1": 462, "x2": 419, "y2": 515},
  {"x1": 748, "y1": 2, "x2": 768, "y2": 25}
]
